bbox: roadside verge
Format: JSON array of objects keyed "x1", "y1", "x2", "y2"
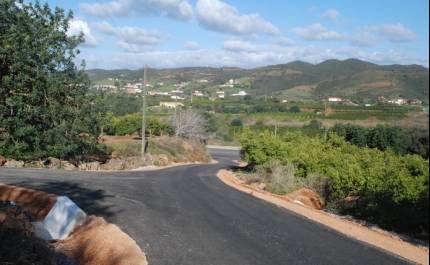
[{"x1": 217, "y1": 169, "x2": 429, "y2": 265}]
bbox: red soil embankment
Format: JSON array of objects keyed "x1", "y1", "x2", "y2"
[{"x1": 0, "y1": 183, "x2": 147, "y2": 265}]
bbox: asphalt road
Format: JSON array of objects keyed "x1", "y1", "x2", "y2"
[{"x1": 0, "y1": 148, "x2": 414, "y2": 265}]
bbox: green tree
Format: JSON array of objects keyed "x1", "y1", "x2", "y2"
[
  {"x1": 0, "y1": 0, "x2": 105, "y2": 160},
  {"x1": 104, "y1": 90, "x2": 141, "y2": 116},
  {"x1": 289, "y1": 106, "x2": 301, "y2": 113},
  {"x1": 243, "y1": 95, "x2": 252, "y2": 100},
  {"x1": 304, "y1": 120, "x2": 322, "y2": 129},
  {"x1": 230, "y1": 119, "x2": 243, "y2": 127},
  {"x1": 330, "y1": 123, "x2": 367, "y2": 148}
]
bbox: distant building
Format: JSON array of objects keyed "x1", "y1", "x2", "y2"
[
  {"x1": 328, "y1": 97, "x2": 342, "y2": 102},
  {"x1": 388, "y1": 98, "x2": 408, "y2": 105},
  {"x1": 160, "y1": 102, "x2": 184, "y2": 108},
  {"x1": 232, "y1": 91, "x2": 248, "y2": 96}
]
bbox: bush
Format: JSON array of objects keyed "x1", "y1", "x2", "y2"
[
  {"x1": 230, "y1": 119, "x2": 243, "y2": 126},
  {"x1": 239, "y1": 127, "x2": 429, "y2": 237}
]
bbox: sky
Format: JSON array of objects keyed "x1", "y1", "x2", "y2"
[{"x1": 36, "y1": 0, "x2": 429, "y2": 70}]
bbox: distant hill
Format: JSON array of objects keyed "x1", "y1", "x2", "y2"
[{"x1": 86, "y1": 58, "x2": 429, "y2": 103}]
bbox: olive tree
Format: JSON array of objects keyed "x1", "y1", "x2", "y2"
[
  {"x1": 0, "y1": 0, "x2": 105, "y2": 160},
  {"x1": 171, "y1": 109, "x2": 209, "y2": 140}
]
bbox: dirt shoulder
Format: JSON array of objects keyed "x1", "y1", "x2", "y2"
[
  {"x1": 0, "y1": 184, "x2": 147, "y2": 265},
  {"x1": 217, "y1": 169, "x2": 429, "y2": 265}
]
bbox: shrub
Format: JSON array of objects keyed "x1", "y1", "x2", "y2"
[
  {"x1": 230, "y1": 119, "x2": 243, "y2": 126},
  {"x1": 239, "y1": 127, "x2": 429, "y2": 237}
]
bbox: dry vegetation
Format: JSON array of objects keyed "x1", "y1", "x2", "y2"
[{"x1": 101, "y1": 135, "x2": 212, "y2": 163}]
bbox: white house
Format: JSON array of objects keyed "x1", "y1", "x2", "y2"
[
  {"x1": 232, "y1": 91, "x2": 247, "y2": 96},
  {"x1": 160, "y1": 102, "x2": 184, "y2": 108},
  {"x1": 388, "y1": 98, "x2": 408, "y2": 105},
  {"x1": 328, "y1": 97, "x2": 342, "y2": 102}
]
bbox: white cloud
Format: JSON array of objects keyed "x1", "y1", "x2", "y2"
[
  {"x1": 93, "y1": 22, "x2": 161, "y2": 46},
  {"x1": 364, "y1": 23, "x2": 417, "y2": 42},
  {"x1": 196, "y1": 0, "x2": 281, "y2": 36},
  {"x1": 79, "y1": 0, "x2": 193, "y2": 21},
  {"x1": 68, "y1": 20, "x2": 100, "y2": 47},
  {"x1": 91, "y1": 22, "x2": 161, "y2": 52},
  {"x1": 184, "y1": 41, "x2": 201, "y2": 50},
  {"x1": 222, "y1": 40, "x2": 257, "y2": 53},
  {"x1": 76, "y1": 39, "x2": 429, "y2": 70},
  {"x1": 77, "y1": 44, "x2": 429, "y2": 70},
  {"x1": 322, "y1": 8, "x2": 339, "y2": 19},
  {"x1": 350, "y1": 32, "x2": 379, "y2": 47},
  {"x1": 270, "y1": 37, "x2": 295, "y2": 46},
  {"x1": 291, "y1": 23, "x2": 348, "y2": 41},
  {"x1": 336, "y1": 47, "x2": 428, "y2": 66}
]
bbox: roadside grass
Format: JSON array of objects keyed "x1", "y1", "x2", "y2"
[{"x1": 237, "y1": 160, "x2": 329, "y2": 201}]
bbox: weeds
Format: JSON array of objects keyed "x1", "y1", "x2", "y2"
[
  {"x1": 111, "y1": 142, "x2": 141, "y2": 158},
  {"x1": 239, "y1": 160, "x2": 330, "y2": 199}
]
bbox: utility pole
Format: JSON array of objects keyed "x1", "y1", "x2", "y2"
[
  {"x1": 274, "y1": 125, "x2": 278, "y2": 139},
  {"x1": 174, "y1": 95, "x2": 178, "y2": 118},
  {"x1": 141, "y1": 64, "x2": 147, "y2": 155},
  {"x1": 324, "y1": 99, "x2": 327, "y2": 114}
]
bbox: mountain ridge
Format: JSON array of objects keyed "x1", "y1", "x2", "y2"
[{"x1": 87, "y1": 58, "x2": 429, "y2": 103}]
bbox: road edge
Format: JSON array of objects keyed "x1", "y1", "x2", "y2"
[{"x1": 217, "y1": 169, "x2": 429, "y2": 265}]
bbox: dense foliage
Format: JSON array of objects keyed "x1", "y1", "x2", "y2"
[
  {"x1": 239, "y1": 128, "x2": 429, "y2": 237},
  {"x1": 0, "y1": 0, "x2": 105, "y2": 160},
  {"x1": 104, "y1": 90, "x2": 142, "y2": 116},
  {"x1": 330, "y1": 123, "x2": 429, "y2": 158},
  {"x1": 104, "y1": 112, "x2": 172, "y2": 136}
]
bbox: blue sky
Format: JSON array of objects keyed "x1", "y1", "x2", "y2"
[{"x1": 39, "y1": 0, "x2": 429, "y2": 70}]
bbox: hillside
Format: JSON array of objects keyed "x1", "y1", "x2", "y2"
[{"x1": 87, "y1": 58, "x2": 429, "y2": 103}]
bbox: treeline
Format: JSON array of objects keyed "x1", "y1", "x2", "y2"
[
  {"x1": 329, "y1": 123, "x2": 429, "y2": 159},
  {"x1": 104, "y1": 112, "x2": 172, "y2": 136},
  {"x1": 239, "y1": 128, "x2": 429, "y2": 238},
  {"x1": 193, "y1": 103, "x2": 301, "y2": 114},
  {"x1": 103, "y1": 111, "x2": 218, "y2": 138}
]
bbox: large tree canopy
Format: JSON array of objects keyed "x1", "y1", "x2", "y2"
[{"x1": 0, "y1": 0, "x2": 105, "y2": 160}]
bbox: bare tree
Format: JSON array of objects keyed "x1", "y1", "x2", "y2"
[{"x1": 172, "y1": 109, "x2": 209, "y2": 140}]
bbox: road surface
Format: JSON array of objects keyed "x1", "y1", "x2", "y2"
[{"x1": 0, "y1": 148, "x2": 413, "y2": 264}]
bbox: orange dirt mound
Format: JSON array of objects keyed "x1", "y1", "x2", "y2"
[
  {"x1": 284, "y1": 188, "x2": 324, "y2": 210},
  {"x1": 0, "y1": 184, "x2": 57, "y2": 220},
  {"x1": 60, "y1": 215, "x2": 147, "y2": 265},
  {"x1": 0, "y1": 183, "x2": 147, "y2": 264}
]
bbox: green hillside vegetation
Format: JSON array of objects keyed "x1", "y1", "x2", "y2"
[
  {"x1": 239, "y1": 128, "x2": 429, "y2": 239},
  {"x1": 88, "y1": 59, "x2": 429, "y2": 103}
]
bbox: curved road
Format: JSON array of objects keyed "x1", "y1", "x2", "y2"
[{"x1": 0, "y1": 148, "x2": 413, "y2": 264}]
